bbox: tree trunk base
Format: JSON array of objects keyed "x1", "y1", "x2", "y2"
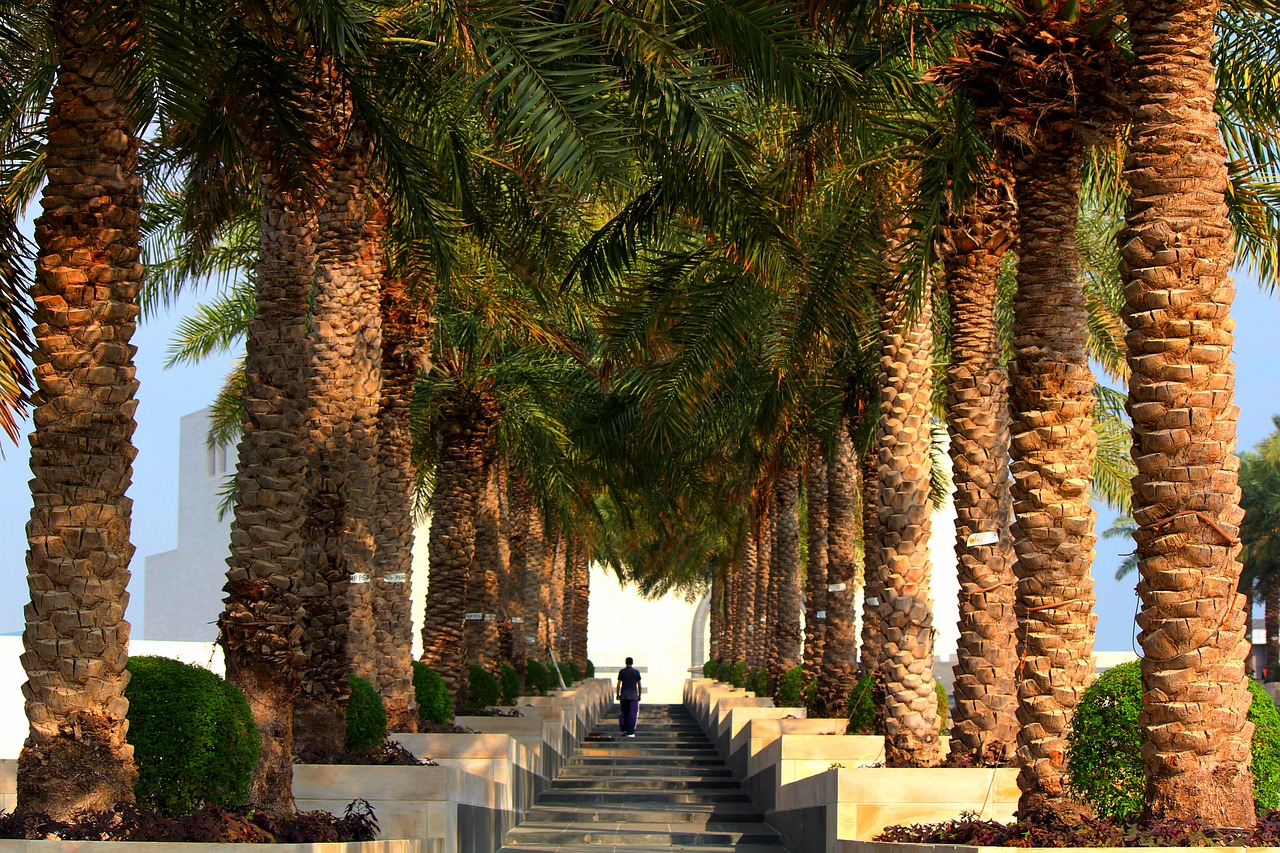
[
  {"x1": 293, "y1": 695, "x2": 348, "y2": 759},
  {"x1": 16, "y1": 714, "x2": 136, "y2": 820},
  {"x1": 884, "y1": 729, "x2": 942, "y2": 768}
]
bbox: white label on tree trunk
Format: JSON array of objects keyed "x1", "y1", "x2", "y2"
[
  {"x1": 484, "y1": 613, "x2": 497, "y2": 621},
  {"x1": 816, "y1": 611, "x2": 827, "y2": 620},
  {"x1": 867, "y1": 596, "x2": 879, "y2": 606},
  {"x1": 746, "y1": 625, "x2": 755, "y2": 632},
  {"x1": 350, "y1": 572, "x2": 371, "y2": 584},
  {"x1": 827, "y1": 582, "x2": 847, "y2": 592},
  {"x1": 526, "y1": 634, "x2": 537, "y2": 643},
  {"x1": 511, "y1": 617, "x2": 524, "y2": 624},
  {"x1": 966, "y1": 530, "x2": 1000, "y2": 547},
  {"x1": 465, "y1": 612, "x2": 484, "y2": 620},
  {"x1": 385, "y1": 572, "x2": 407, "y2": 584}
]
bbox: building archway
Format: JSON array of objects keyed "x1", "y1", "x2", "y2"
[{"x1": 691, "y1": 591, "x2": 710, "y2": 669}]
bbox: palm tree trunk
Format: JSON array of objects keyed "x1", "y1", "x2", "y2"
[
  {"x1": 17, "y1": 0, "x2": 142, "y2": 816},
  {"x1": 737, "y1": 516, "x2": 759, "y2": 670},
  {"x1": 943, "y1": 169, "x2": 1019, "y2": 766},
  {"x1": 859, "y1": 447, "x2": 882, "y2": 684},
  {"x1": 1121, "y1": 0, "x2": 1254, "y2": 823},
  {"x1": 709, "y1": 570, "x2": 724, "y2": 663},
  {"x1": 817, "y1": 423, "x2": 861, "y2": 717},
  {"x1": 515, "y1": 476, "x2": 547, "y2": 665},
  {"x1": 421, "y1": 391, "x2": 497, "y2": 704},
  {"x1": 804, "y1": 452, "x2": 830, "y2": 682},
  {"x1": 754, "y1": 496, "x2": 774, "y2": 672},
  {"x1": 549, "y1": 531, "x2": 566, "y2": 660},
  {"x1": 492, "y1": 460, "x2": 518, "y2": 669},
  {"x1": 464, "y1": 449, "x2": 504, "y2": 676},
  {"x1": 771, "y1": 472, "x2": 804, "y2": 689},
  {"x1": 221, "y1": 165, "x2": 321, "y2": 810},
  {"x1": 1008, "y1": 142, "x2": 1099, "y2": 815},
  {"x1": 366, "y1": 276, "x2": 428, "y2": 731},
  {"x1": 570, "y1": 545, "x2": 590, "y2": 670},
  {"x1": 505, "y1": 471, "x2": 528, "y2": 672},
  {"x1": 293, "y1": 131, "x2": 383, "y2": 757},
  {"x1": 870, "y1": 264, "x2": 942, "y2": 768}
]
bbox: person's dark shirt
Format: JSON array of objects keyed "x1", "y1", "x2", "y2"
[{"x1": 618, "y1": 665, "x2": 642, "y2": 700}]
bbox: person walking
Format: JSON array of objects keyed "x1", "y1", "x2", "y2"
[{"x1": 616, "y1": 657, "x2": 642, "y2": 737}]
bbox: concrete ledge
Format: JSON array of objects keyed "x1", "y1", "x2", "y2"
[
  {"x1": 295, "y1": 763, "x2": 495, "y2": 853},
  {"x1": 843, "y1": 842, "x2": 1255, "y2": 853},
  {"x1": 391, "y1": 733, "x2": 537, "y2": 818},
  {"x1": 0, "y1": 843, "x2": 422, "y2": 853}
]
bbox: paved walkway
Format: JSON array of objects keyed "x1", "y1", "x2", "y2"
[{"x1": 499, "y1": 703, "x2": 788, "y2": 853}]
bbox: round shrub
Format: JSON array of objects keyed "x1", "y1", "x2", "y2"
[
  {"x1": 1067, "y1": 660, "x2": 1280, "y2": 818},
  {"x1": 466, "y1": 665, "x2": 502, "y2": 713},
  {"x1": 747, "y1": 668, "x2": 770, "y2": 698},
  {"x1": 524, "y1": 659, "x2": 551, "y2": 696},
  {"x1": 412, "y1": 661, "x2": 453, "y2": 725},
  {"x1": 777, "y1": 665, "x2": 805, "y2": 707},
  {"x1": 500, "y1": 664, "x2": 521, "y2": 705},
  {"x1": 346, "y1": 674, "x2": 388, "y2": 751},
  {"x1": 124, "y1": 655, "x2": 259, "y2": 817},
  {"x1": 566, "y1": 660, "x2": 582, "y2": 683},
  {"x1": 585, "y1": 659, "x2": 595, "y2": 678},
  {"x1": 555, "y1": 661, "x2": 574, "y2": 687},
  {"x1": 730, "y1": 661, "x2": 747, "y2": 688},
  {"x1": 703, "y1": 659, "x2": 719, "y2": 680},
  {"x1": 847, "y1": 672, "x2": 877, "y2": 734}
]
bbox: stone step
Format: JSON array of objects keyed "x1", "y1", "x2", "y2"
[
  {"x1": 522, "y1": 804, "x2": 765, "y2": 824},
  {"x1": 558, "y1": 765, "x2": 733, "y2": 778},
  {"x1": 537, "y1": 778, "x2": 747, "y2": 799},
  {"x1": 576, "y1": 747, "x2": 720, "y2": 758},
  {"x1": 503, "y1": 845, "x2": 785, "y2": 853},
  {"x1": 547, "y1": 776, "x2": 743, "y2": 790},
  {"x1": 504, "y1": 822, "x2": 781, "y2": 847},
  {"x1": 570, "y1": 755, "x2": 722, "y2": 766}
]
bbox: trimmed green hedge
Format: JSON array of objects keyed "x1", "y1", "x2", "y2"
[
  {"x1": 500, "y1": 664, "x2": 521, "y2": 705},
  {"x1": 703, "y1": 659, "x2": 719, "y2": 680},
  {"x1": 524, "y1": 659, "x2": 551, "y2": 696},
  {"x1": 585, "y1": 659, "x2": 595, "y2": 678},
  {"x1": 412, "y1": 661, "x2": 453, "y2": 725},
  {"x1": 466, "y1": 665, "x2": 501, "y2": 713},
  {"x1": 124, "y1": 655, "x2": 259, "y2": 816},
  {"x1": 777, "y1": 665, "x2": 805, "y2": 707},
  {"x1": 346, "y1": 675, "x2": 387, "y2": 751},
  {"x1": 847, "y1": 672, "x2": 876, "y2": 734},
  {"x1": 730, "y1": 661, "x2": 746, "y2": 688},
  {"x1": 1067, "y1": 660, "x2": 1280, "y2": 818}
]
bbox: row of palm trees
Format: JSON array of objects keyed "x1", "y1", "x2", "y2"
[{"x1": 2, "y1": 0, "x2": 1278, "y2": 832}]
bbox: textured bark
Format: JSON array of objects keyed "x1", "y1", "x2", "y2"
[
  {"x1": 505, "y1": 471, "x2": 528, "y2": 671},
  {"x1": 561, "y1": 540, "x2": 577, "y2": 662},
  {"x1": 420, "y1": 392, "x2": 497, "y2": 702},
  {"x1": 569, "y1": 545, "x2": 590, "y2": 670},
  {"x1": 548, "y1": 531, "x2": 565, "y2": 659},
  {"x1": 1009, "y1": 144, "x2": 1099, "y2": 815},
  {"x1": 817, "y1": 424, "x2": 862, "y2": 718},
  {"x1": 514, "y1": 476, "x2": 547, "y2": 664},
  {"x1": 943, "y1": 170, "x2": 1020, "y2": 766},
  {"x1": 709, "y1": 570, "x2": 724, "y2": 664},
  {"x1": 738, "y1": 517, "x2": 760, "y2": 669},
  {"x1": 293, "y1": 130, "x2": 383, "y2": 757},
  {"x1": 859, "y1": 447, "x2": 883, "y2": 685},
  {"x1": 18, "y1": 0, "x2": 141, "y2": 816},
  {"x1": 722, "y1": 548, "x2": 740, "y2": 665},
  {"x1": 1121, "y1": 0, "x2": 1254, "y2": 823},
  {"x1": 770, "y1": 472, "x2": 804, "y2": 689},
  {"x1": 493, "y1": 461, "x2": 519, "y2": 669},
  {"x1": 464, "y1": 450, "x2": 503, "y2": 676},
  {"x1": 870, "y1": 266, "x2": 942, "y2": 768},
  {"x1": 367, "y1": 276, "x2": 428, "y2": 731},
  {"x1": 804, "y1": 452, "x2": 829, "y2": 681},
  {"x1": 754, "y1": 497, "x2": 774, "y2": 671},
  {"x1": 221, "y1": 178, "x2": 315, "y2": 811}
]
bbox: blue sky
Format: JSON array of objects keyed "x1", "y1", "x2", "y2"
[{"x1": 0, "y1": 269, "x2": 1277, "y2": 652}]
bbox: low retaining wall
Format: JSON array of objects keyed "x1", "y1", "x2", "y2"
[
  {"x1": 0, "y1": 843, "x2": 419, "y2": 853},
  {"x1": 686, "y1": 678, "x2": 1017, "y2": 853},
  {"x1": 843, "y1": 840, "x2": 1262, "y2": 853}
]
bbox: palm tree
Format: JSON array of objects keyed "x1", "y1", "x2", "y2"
[
  {"x1": 941, "y1": 167, "x2": 1019, "y2": 766},
  {"x1": 365, "y1": 274, "x2": 430, "y2": 730},
  {"x1": 816, "y1": 422, "x2": 862, "y2": 718},
  {"x1": 868, "y1": 230, "x2": 943, "y2": 768},
  {"x1": 464, "y1": 446, "x2": 505, "y2": 675},
  {"x1": 804, "y1": 448, "x2": 829, "y2": 681},
  {"x1": 1122, "y1": 0, "x2": 1263, "y2": 824},
  {"x1": 769, "y1": 471, "x2": 804, "y2": 689},
  {"x1": 11, "y1": 0, "x2": 143, "y2": 819}
]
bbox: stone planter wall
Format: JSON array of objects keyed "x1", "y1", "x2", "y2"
[
  {"x1": 687, "y1": 678, "x2": 1018, "y2": 853},
  {"x1": 841, "y1": 841, "x2": 1260, "y2": 853},
  {"x1": 0, "y1": 843, "x2": 420, "y2": 853}
]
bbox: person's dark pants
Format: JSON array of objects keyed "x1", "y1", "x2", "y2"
[{"x1": 619, "y1": 698, "x2": 639, "y2": 734}]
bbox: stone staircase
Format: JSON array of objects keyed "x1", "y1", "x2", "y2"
[{"x1": 499, "y1": 703, "x2": 788, "y2": 852}]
